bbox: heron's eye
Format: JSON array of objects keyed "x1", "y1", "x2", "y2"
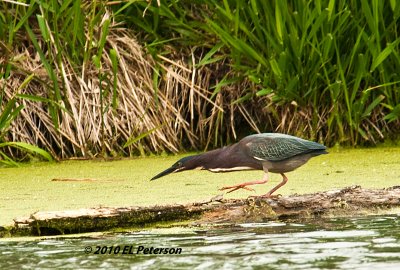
[{"x1": 175, "y1": 162, "x2": 182, "y2": 167}]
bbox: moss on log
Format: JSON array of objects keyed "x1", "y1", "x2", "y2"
[{"x1": 2, "y1": 186, "x2": 400, "y2": 237}]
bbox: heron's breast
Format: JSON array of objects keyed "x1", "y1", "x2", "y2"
[{"x1": 262, "y1": 154, "x2": 312, "y2": 173}]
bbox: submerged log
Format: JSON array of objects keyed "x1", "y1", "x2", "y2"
[{"x1": 5, "y1": 185, "x2": 400, "y2": 237}]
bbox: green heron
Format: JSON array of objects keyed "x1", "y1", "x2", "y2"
[{"x1": 151, "y1": 133, "x2": 327, "y2": 197}]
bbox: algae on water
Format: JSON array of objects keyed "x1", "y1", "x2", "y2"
[{"x1": 1, "y1": 147, "x2": 400, "y2": 226}]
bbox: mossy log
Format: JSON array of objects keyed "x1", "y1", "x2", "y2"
[{"x1": 4, "y1": 185, "x2": 400, "y2": 237}]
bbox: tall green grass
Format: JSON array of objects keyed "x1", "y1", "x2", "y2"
[
  {"x1": 125, "y1": 0, "x2": 400, "y2": 145},
  {"x1": 205, "y1": 0, "x2": 400, "y2": 144}
]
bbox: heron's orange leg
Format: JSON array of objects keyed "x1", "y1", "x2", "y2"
[
  {"x1": 259, "y1": 173, "x2": 288, "y2": 197},
  {"x1": 219, "y1": 173, "x2": 269, "y2": 193}
]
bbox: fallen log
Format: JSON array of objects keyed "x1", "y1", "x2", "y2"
[{"x1": 3, "y1": 185, "x2": 400, "y2": 237}]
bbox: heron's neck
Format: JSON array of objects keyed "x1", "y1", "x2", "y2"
[{"x1": 190, "y1": 144, "x2": 261, "y2": 171}]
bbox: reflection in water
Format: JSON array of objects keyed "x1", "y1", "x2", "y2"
[{"x1": 1, "y1": 215, "x2": 400, "y2": 269}]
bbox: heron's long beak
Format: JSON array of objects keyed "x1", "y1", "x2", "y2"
[{"x1": 151, "y1": 166, "x2": 177, "y2": 180}]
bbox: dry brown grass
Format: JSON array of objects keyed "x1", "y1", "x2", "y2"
[{"x1": 2, "y1": 18, "x2": 268, "y2": 159}]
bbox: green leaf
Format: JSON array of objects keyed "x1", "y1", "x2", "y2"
[
  {"x1": 361, "y1": 94, "x2": 385, "y2": 118},
  {"x1": 0, "y1": 142, "x2": 53, "y2": 161},
  {"x1": 231, "y1": 92, "x2": 252, "y2": 105},
  {"x1": 123, "y1": 125, "x2": 163, "y2": 148},
  {"x1": 384, "y1": 104, "x2": 400, "y2": 123},
  {"x1": 256, "y1": 88, "x2": 273, "y2": 97},
  {"x1": 211, "y1": 76, "x2": 242, "y2": 99},
  {"x1": 206, "y1": 19, "x2": 268, "y2": 67},
  {"x1": 114, "y1": 0, "x2": 143, "y2": 16},
  {"x1": 327, "y1": 0, "x2": 336, "y2": 20},
  {"x1": 371, "y1": 39, "x2": 400, "y2": 72},
  {"x1": 197, "y1": 43, "x2": 225, "y2": 67},
  {"x1": 25, "y1": 24, "x2": 61, "y2": 101},
  {"x1": 92, "y1": 55, "x2": 101, "y2": 69},
  {"x1": 0, "y1": 151, "x2": 20, "y2": 167},
  {"x1": 36, "y1": 15, "x2": 50, "y2": 42},
  {"x1": 25, "y1": 23, "x2": 61, "y2": 130},
  {"x1": 269, "y1": 58, "x2": 282, "y2": 77},
  {"x1": 17, "y1": 73, "x2": 35, "y2": 92},
  {"x1": 16, "y1": 94, "x2": 69, "y2": 114},
  {"x1": 390, "y1": 0, "x2": 396, "y2": 11},
  {"x1": 97, "y1": 19, "x2": 110, "y2": 60},
  {"x1": 357, "y1": 126, "x2": 369, "y2": 140},
  {"x1": 16, "y1": 94, "x2": 51, "y2": 103},
  {"x1": 110, "y1": 48, "x2": 119, "y2": 110},
  {"x1": 0, "y1": 99, "x2": 23, "y2": 134},
  {"x1": 275, "y1": 2, "x2": 283, "y2": 44}
]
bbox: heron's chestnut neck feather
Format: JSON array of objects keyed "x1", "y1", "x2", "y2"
[{"x1": 185, "y1": 143, "x2": 262, "y2": 171}]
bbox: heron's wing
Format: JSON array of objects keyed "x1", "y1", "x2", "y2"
[{"x1": 246, "y1": 136, "x2": 325, "y2": 161}]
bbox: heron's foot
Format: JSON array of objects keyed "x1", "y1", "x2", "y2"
[
  {"x1": 248, "y1": 193, "x2": 282, "y2": 199},
  {"x1": 259, "y1": 193, "x2": 282, "y2": 198},
  {"x1": 219, "y1": 184, "x2": 255, "y2": 193}
]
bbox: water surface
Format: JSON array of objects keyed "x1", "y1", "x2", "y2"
[{"x1": 1, "y1": 215, "x2": 400, "y2": 269}]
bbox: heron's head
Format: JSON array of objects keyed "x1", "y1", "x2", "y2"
[{"x1": 151, "y1": 156, "x2": 199, "y2": 180}]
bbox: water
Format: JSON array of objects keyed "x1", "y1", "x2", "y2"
[{"x1": 1, "y1": 215, "x2": 400, "y2": 269}]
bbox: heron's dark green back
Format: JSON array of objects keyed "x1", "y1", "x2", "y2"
[{"x1": 246, "y1": 134, "x2": 326, "y2": 161}]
